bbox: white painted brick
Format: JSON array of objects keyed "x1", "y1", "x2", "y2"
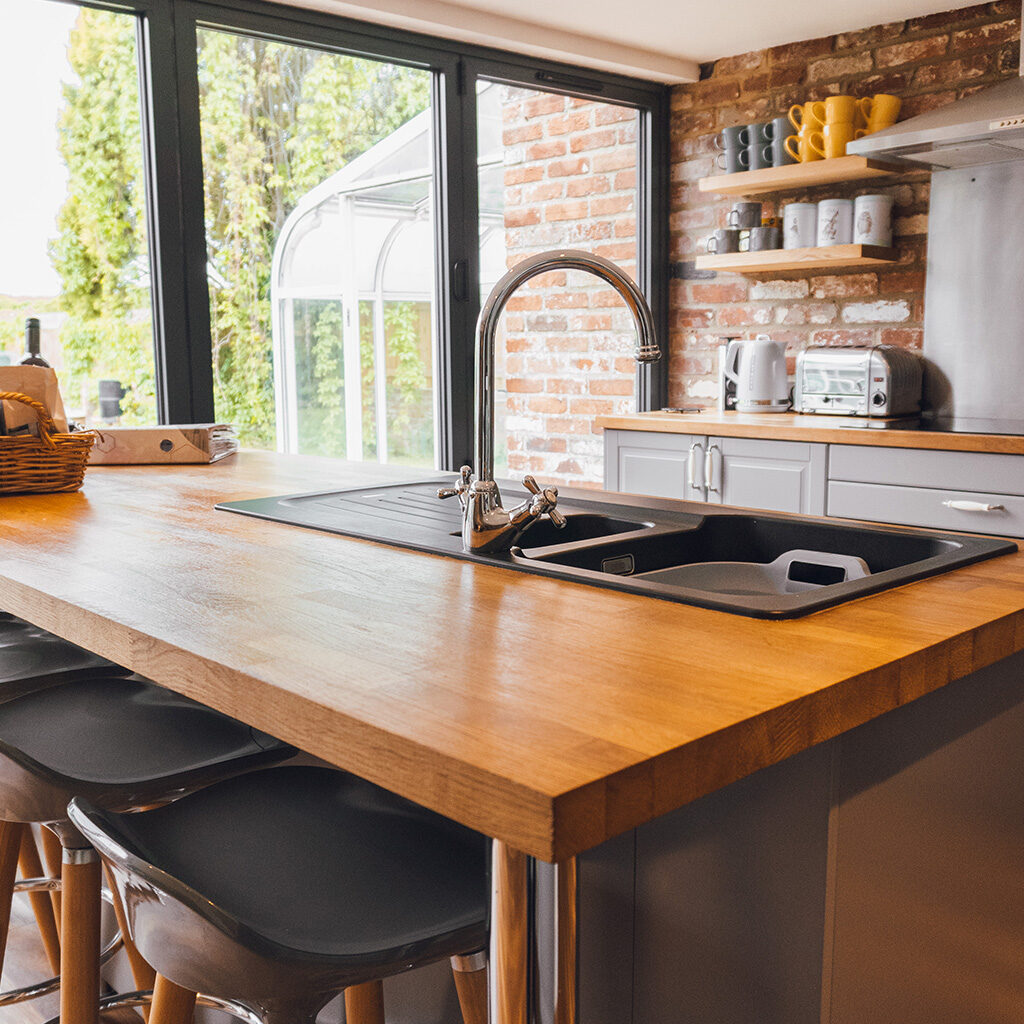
[
  {"x1": 842, "y1": 300, "x2": 912, "y2": 323},
  {"x1": 750, "y1": 279, "x2": 809, "y2": 300}
]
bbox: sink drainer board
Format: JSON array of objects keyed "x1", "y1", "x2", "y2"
[{"x1": 217, "y1": 482, "x2": 1016, "y2": 619}]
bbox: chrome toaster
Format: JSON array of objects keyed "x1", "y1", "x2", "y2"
[{"x1": 795, "y1": 346, "x2": 923, "y2": 416}]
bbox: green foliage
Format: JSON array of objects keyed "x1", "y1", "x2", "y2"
[{"x1": 53, "y1": 13, "x2": 432, "y2": 445}]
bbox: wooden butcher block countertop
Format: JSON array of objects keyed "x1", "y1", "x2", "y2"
[
  {"x1": 0, "y1": 451, "x2": 1021, "y2": 862},
  {"x1": 596, "y1": 410, "x2": 1024, "y2": 455}
]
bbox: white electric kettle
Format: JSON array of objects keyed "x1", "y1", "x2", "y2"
[{"x1": 724, "y1": 335, "x2": 790, "y2": 413}]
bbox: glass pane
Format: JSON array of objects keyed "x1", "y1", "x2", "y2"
[
  {"x1": 196, "y1": 28, "x2": 436, "y2": 466},
  {"x1": 477, "y1": 81, "x2": 640, "y2": 488},
  {"x1": 0, "y1": 1, "x2": 156, "y2": 424}
]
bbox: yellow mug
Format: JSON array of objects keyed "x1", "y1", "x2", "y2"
[
  {"x1": 785, "y1": 128, "x2": 824, "y2": 163},
  {"x1": 788, "y1": 102, "x2": 824, "y2": 133},
  {"x1": 810, "y1": 95, "x2": 857, "y2": 126},
  {"x1": 808, "y1": 122, "x2": 855, "y2": 160},
  {"x1": 857, "y1": 93, "x2": 902, "y2": 133}
]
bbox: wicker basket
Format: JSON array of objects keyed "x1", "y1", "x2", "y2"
[{"x1": 0, "y1": 391, "x2": 95, "y2": 495}]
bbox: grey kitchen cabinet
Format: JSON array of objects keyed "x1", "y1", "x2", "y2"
[
  {"x1": 603, "y1": 429, "x2": 827, "y2": 514},
  {"x1": 828, "y1": 444, "x2": 1024, "y2": 537},
  {"x1": 603, "y1": 429, "x2": 708, "y2": 500}
]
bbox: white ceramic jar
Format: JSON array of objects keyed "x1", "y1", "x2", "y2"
[
  {"x1": 783, "y1": 203, "x2": 817, "y2": 249},
  {"x1": 853, "y1": 194, "x2": 895, "y2": 246},
  {"x1": 816, "y1": 198, "x2": 854, "y2": 246}
]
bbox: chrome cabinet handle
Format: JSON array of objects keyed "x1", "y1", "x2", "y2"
[
  {"x1": 687, "y1": 442, "x2": 705, "y2": 492},
  {"x1": 705, "y1": 444, "x2": 721, "y2": 494},
  {"x1": 942, "y1": 499, "x2": 1006, "y2": 513}
]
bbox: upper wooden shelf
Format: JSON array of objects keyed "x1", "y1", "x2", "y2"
[
  {"x1": 694, "y1": 244, "x2": 899, "y2": 275},
  {"x1": 698, "y1": 155, "x2": 904, "y2": 197}
]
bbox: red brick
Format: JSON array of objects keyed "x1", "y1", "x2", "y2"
[
  {"x1": 880, "y1": 327, "x2": 924, "y2": 348},
  {"x1": 526, "y1": 437, "x2": 567, "y2": 453},
  {"x1": 713, "y1": 50, "x2": 764, "y2": 76},
  {"x1": 546, "y1": 158, "x2": 590, "y2": 177},
  {"x1": 502, "y1": 124, "x2": 542, "y2": 145},
  {"x1": 565, "y1": 176, "x2": 610, "y2": 197},
  {"x1": 690, "y1": 282, "x2": 747, "y2": 303},
  {"x1": 544, "y1": 417, "x2": 592, "y2": 434},
  {"x1": 768, "y1": 65, "x2": 806, "y2": 88},
  {"x1": 614, "y1": 217, "x2": 636, "y2": 238},
  {"x1": 594, "y1": 106, "x2": 635, "y2": 126},
  {"x1": 547, "y1": 111, "x2": 592, "y2": 135},
  {"x1": 504, "y1": 166, "x2": 543, "y2": 185},
  {"x1": 880, "y1": 270, "x2": 926, "y2": 293},
  {"x1": 691, "y1": 79, "x2": 741, "y2": 106},
  {"x1": 614, "y1": 170, "x2": 637, "y2": 191},
  {"x1": 545, "y1": 201, "x2": 589, "y2": 222},
  {"x1": 523, "y1": 93, "x2": 564, "y2": 118},
  {"x1": 591, "y1": 195, "x2": 634, "y2": 216},
  {"x1": 913, "y1": 53, "x2": 996, "y2": 87},
  {"x1": 570, "y1": 129, "x2": 619, "y2": 153},
  {"x1": 526, "y1": 140, "x2": 567, "y2": 161},
  {"x1": 505, "y1": 208, "x2": 540, "y2": 228},
  {"x1": 674, "y1": 308, "x2": 715, "y2": 328},
  {"x1": 907, "y1": 4, "x2": 988, "y2": 32},
  {"x1": 836, "y1": 22, "x2": 905, "y2": 50},
  {"x1": 876, "y1": 35, "x2": 949, "y2": 67},
  {"x1": 570, "y1": 314, "x2": 613, "y2": 331},
  {"x1": 589, "y1": 379, "x2": 634, "y2": 396},
  {"x1": 527, "y1": 395, "x2": 568, "y2": 414},
  {"x1": 717, "y1": 305, "x2": 772, "y2": 327},
  {"x1": 525, "y1": 182, "x2": 563, "y2": 203},
  {"x1": 952, "y1": 18, "x2": 1019, "y2": 50},
  {"x1": 769, "y1": 36, "x2": 834, "y2": 65},
  {"x1": 899, "y1": 90, "x2": 958, "y2": 118},
  {"x1": 570, "y1": 398, "x2": 615, "y2": 416},
  {"x1": 544, "y1": 292, "x2": 588, "y2": 309},
  {"x1": 674, "y1": 111, "x2": 717, "y2": 135},
  {"x1": 506, "y1": 378, "x2": 544, "y2": 393},
  {"x1": 504, "y1": 295, "x2": 542, "y2": 312}
]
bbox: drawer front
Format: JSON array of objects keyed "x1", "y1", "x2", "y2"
[
  {"x1": 605, "y1": 430, "x2": 706, "y2": 500},
  {"x1": 829, "y1": 445, "x2": 1024, "y2": 496},
  {"x1": 713, "y1": 437, "x2": 827, "y2": 515},
  {"x1": 829, "y1": 480, "x2": 1024, "y2": 537}
]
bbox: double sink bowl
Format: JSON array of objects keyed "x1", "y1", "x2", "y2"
[{"x1": 218, "y1": 481, "x2": 1016, "y2": 618}]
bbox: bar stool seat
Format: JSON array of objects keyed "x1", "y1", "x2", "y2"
[
  {"x1": 70, "y1": 765, "x2": 490, "y2": 1024},
  {"x1": 0, "y1": 673, "x2": 295, "y2": 1024}
]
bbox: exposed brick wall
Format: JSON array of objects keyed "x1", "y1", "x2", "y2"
[
  {"x1": 668, "y1": 1, "x2": 1022, "y2": 407},
  {"x1": 499, "y1": 87, "x2": 638, "y2": 488}
]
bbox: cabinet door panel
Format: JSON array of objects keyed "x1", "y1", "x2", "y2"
[
  {"x1": 711, "y1": 437, "x2": 827, "y2": 514},
  {"x1": 604, "y1": 430, "x2": 706, "y2": 500}
]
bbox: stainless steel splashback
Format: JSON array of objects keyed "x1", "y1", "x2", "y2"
[{"x1": 923, "y1": 160, "x2": 1024, "y2": 419}]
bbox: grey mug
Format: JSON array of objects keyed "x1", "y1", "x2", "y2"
[
  {"x1": 727, "y1": 201, "x2": 762, "y2": 230},
  {"x1": 706, "y1": 228, "x2": 742, "y2": 254},
  {"x1": 770, "y1": 115, "x2": 798, "y2": 166},
  {"x1": 748, "y1": 226, "x2": 782, "y2": 251}
]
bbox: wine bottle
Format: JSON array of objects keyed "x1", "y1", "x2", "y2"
[{"x1": 20, "y1": 318, "x2": 50, "y2": 367}]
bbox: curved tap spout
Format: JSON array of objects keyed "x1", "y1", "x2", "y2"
[
  {"x1": 475, "y1": 249, "x2": 660, "y2": 486},
  {"x1": 440, "y1": 249, "x2": 661, "y2": 554}
]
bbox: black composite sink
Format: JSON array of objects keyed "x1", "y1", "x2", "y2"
[{"x1": 217, "y1": 482, "x2": 1016, "y2": 618}]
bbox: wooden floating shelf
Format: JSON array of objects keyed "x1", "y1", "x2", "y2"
[
  {"x1": 694, "y1": 244, "x2": 899, "y2": 275},
  {"x1": 698, "y1": 155, "x2": 904, "y2": 197}
]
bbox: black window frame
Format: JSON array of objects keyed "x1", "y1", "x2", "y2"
[{"x1": 35, "y1": 0, "x2": 669, "y2": 470}]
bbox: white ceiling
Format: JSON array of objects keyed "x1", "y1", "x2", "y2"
[{"x1": 275, "y1": 0, "x2": 982, "y2": 82}]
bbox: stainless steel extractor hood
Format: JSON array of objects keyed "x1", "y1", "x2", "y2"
[{"x1": 849, "y1": 72, "x2": 1024, "y2": 168}]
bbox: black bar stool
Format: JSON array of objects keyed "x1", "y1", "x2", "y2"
[
  {"x1": 69, "y1": 765, "x2": 490, "y2": 1024},
  {"x1": 0, "y1": 613, "x2": 130, "y2": 1008},
  {"x1": 0, "y1": 673, "x2": 295, "y2": 1024}
]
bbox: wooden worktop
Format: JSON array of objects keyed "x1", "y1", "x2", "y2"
[
  {"x1": 596, "y1": 410, "x2": 1024, "y2": 455},
  {"x1": 0, "y1": 452, "x2": 1022, "y2": 863}
]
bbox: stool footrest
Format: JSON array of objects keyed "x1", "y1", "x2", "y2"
[{"x1": 40, "y1": 988, "x2": 265, "y2": 1024}]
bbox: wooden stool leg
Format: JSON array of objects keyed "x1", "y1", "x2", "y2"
[
  {"x1": 40, "y1": 825, "x2": 63, "y2": 925},
  {"x1": 148, "y1": 974, "x2": 196, "y2": 1024},
  {"x1": 491, "y1": 840, "x2": 528, "y2": 1024},
  {"x1": 60, "y1": 846, "x2": 102, "y2": 1024},
  {"x1": 0, "y1": 821, "x2": 25, "y2": 975},
  {"x1": 451, "y1": 951, "x2": 488, "y2": 1024},
  {"x1": 344, "y1": 980, "x2": 385, "y2": 1024},
  {"x1": 19, "y1": 826, "x2": 61, "y2": 974},
  {"x1": 104, "y1": 861, "x2": 157, "y2": 995}
]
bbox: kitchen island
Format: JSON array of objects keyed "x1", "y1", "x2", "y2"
[{"x1": 1, "y1": 451, "x2": 1023, "y2": 1023}]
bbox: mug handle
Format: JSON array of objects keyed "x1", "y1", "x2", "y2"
[
  {"x1": 713, "y1": 132, "x2": 725, "y2": 152},
  {"x1": 707, "y1": 235, "x2": 719, "y2": 254},
  {"x1": 737, "y1": 127, "x2": 751, "y2": 147},
  {"x1": 809, "y1": 101, "x2": 827, "y2": 127},
  {"x1": 763, "y1": 122, "x2": 775, "y2": 142},
  {"x1": 737, "y1": 148, "x2": 751, "y2": 169},
  {"x1": 788, "y1": 104, "x2": 803, "y2": 131},
  {"x1": 808, "y1": 131, "x2": 826, "y2": 159},
  {"x1": 727, "y1": 209, "x2": 739, "y2": 227},
  {"x1": 857, "y1": 97, "x2": 873, "y2": 120},
  {"x1": 854, "y1": 128, "x2": 870, "y2": 139},
  {"x1": 716, "y1": 151, "x2": 728, "y2": 169},
  {"x1": 761, "y1": 144, "x2": 774, "y2": 165},
  {"x1": 784, "y1": 134, "x2": 801, "y2": 162}
]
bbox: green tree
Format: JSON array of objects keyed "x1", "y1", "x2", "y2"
[{"x1": 52, "y1": 13, "x2": 431, "y2": 444}]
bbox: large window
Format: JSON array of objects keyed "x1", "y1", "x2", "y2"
[
  {"x1": 0, "y1": 0, "x2": 156, "y2": 423},
  {"x1": 5, "y1": 0, "x2": 668, "y2": 472}
]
